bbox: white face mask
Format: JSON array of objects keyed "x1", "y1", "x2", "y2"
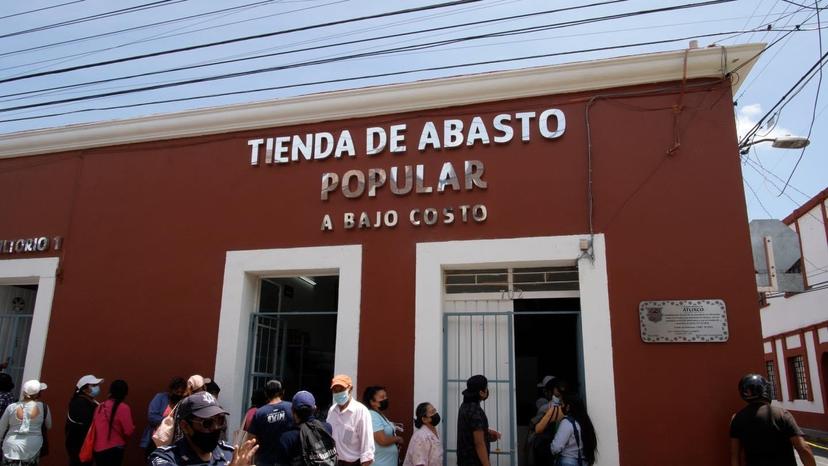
[
  {"x1": 333, "y1": 391, "x2": 350, "y2": 406},
  {"x1": 551, "y1": 396, "x2": 561, "y2": 406}
]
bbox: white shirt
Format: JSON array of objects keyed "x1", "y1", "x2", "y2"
[
  {"x1": 0, "y1": 401, "x2": 52, "y2": 461},
  {"x1": 327, "y1": 398, "x2": 375, "y2": 463}
]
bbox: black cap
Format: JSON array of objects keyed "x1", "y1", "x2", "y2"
[
  {"x1": 177, "y1": 392, "x2": 229, "y2": 419},
  {"x1": 462, "y1": 374, "x2": 488, "y2": 396}
]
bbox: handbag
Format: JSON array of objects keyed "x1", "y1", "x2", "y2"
[
  {"x1": 78, "y1": 405, "x2": 100, "y2": 463},
  {"x1": 152, "y1": 403, "x2": 178, "y2": 447},
  {"x1": 39, "y1": 402, "x2": 49, "y2": 457}
]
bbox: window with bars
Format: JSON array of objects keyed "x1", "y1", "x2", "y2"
[
  {"x1": 788, "y1": 355, "x2": 809, "y2": 400},
  {"x1": 765, "y1": 360, "x2": 778, "y2": 400},
  {"x1": 444, "y1": 266, "x2": 579, "y2": 294}
]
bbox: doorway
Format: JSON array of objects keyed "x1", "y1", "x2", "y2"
[
  {"x1": 0, "y1": 284, "x2": 37, "y2": 388},
  {"x1": 514, "y1": 298, "x2": 583, "y2": 466}
]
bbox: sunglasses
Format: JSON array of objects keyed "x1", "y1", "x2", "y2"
[{"x1": 189, "y1": 415, "x2": 227, "y2": 431}]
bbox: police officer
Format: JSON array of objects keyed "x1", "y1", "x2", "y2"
[
  {"x1": 729, "y1": 373, "x2": 816, "y2": 466},
  {"x1": 149, "y1": 391, "x2": 258, "y2": 466}
]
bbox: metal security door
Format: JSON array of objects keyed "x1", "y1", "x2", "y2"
[{"x1": 443, "y1": 299, "x2": 516, "y2": 466}]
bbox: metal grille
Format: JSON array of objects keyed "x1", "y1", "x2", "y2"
[
  {"x1": 765, "y1": 360, "x2": 777, "y2": 400},
  {"x1": 444, "y1": 266, "x2": 578, "y2": 294},
  {"x1": 0, "y1": 314, "x2": 33, "y2": 387},
  {"x1": 443, "y1": 306, "x2": 515, "y2": 466},
  {"x1": 789, "y1": 355, "x2": 809, "y2": 400}
]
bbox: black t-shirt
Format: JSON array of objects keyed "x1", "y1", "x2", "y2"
[
  {"x1": 249, "y1": 401, "x2": 294, "y2": 466},
  {"x1": 729, "y1": 402, "x2": 804, "y2": 466},
  {"x1": 457, "y1": 399, "x2": 489, "y2": 466}
]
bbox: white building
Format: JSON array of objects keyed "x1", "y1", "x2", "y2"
[{"x1": 761, "y1": 188, "x2": 828, "y2": 431}]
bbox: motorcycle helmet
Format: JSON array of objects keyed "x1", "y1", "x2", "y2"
[{"x1": 738, "y1": 373, "x2": 771, "y2": 402}]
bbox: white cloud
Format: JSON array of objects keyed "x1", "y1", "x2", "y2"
[{"x1": 735, "y1": 103, "x2": 794, "y2": 141}]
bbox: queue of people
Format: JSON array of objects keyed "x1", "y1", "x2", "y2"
[{"x1": 6, "y1": 370, "x2": 814, "y2": 466}]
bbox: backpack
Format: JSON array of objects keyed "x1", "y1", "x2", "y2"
[{"x1": 299, "y1": 419, "x2": 337, "y2": 466}]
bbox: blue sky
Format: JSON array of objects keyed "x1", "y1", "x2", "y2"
[{"x1": 0, "y1": 0, "x2": 825, "y2": 220}]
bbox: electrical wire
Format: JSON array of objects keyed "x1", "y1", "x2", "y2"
[
  {"x1": 745, "y1": 178, "x2": 777, "y2": 217},
  {"x1": 778, "y1": 0, "x2": 823, "y2": 195},
  {"x1": 0, "y1": 0, "x2": 631, "y2": 101},
  {"x1": 0, "y1": 28, "x2": 761, "y2": 120},
  {"x1": 0, "y1": 0, "x2": 282, "y2": 59},
  {"x1": 0, "y1": 0, "x2": 486, "y2": 84},
  {"x1": 0, "y1": 0, "x2": 188, "y2": 40},
  {"x1": 0, "y1": 1, "x2": 85, "y2": 21}
]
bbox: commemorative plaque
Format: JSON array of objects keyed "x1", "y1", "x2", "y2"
[{"x1": 639, "y1": 299, "x2": 728, "y2": 343}]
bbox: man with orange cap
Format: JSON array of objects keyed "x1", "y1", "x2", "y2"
[{"x1": 327, "y1": 374, "x2": 375, "y2": 466}]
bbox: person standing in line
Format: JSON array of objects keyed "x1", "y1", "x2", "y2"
[
  {"x1": 402, "y1": 402, "x2": 442, "y2": 466},
  {"x1": 327, "y1": 375, "x2": 374, "y2": 466},
  {"x1": 140, "y1": 377, "x2": 187, "y2": 458},
  {"x1": 0, "y1": 380, "x2": 51, "y2": 466},
  {"x1": 729, "y1": 373, "x2": 816, "y2": 466},
  {"x1": 187, "y1": 376, "x2": 210, "y2": 396},
  {"x1": 456, "y1": 375, "x2": 500, "y2": 466},
  {"x1": 248, "y1": 380, "x2": 293, "y2": 466},
  {"x1": 531, "y1": 379, "x2": 569, "y2": 466},
  {"x1": 148, "y1": 391, "x2": 258, "y2": 466},
  {"x1": 241, "y1": 389, "x2": 267, "y2": 431},
  {"x1": 65, "y1": 375, "x2": 103, "y2": 466},
  {"x1": 279, "y1": 390, "x2": 335, "y2": 466},
  {"x1": 549, "y1": 394, "x2": 597, "y2": 466},
  {"x1": 90, "y1": 380, "x2": 134, "y2": 466},
  {"x1": 0, "y1": 374, "x2": 16, "y2": 419},
  {"x1": 205, "y1": 381, "x2": 221, "y2": 399},
  {"x1": 363, "y1": 386, "x2": 402, "y2": 466}
]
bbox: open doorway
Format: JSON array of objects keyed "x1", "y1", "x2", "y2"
[
  {"x1": 514, "y1": 298, "x2": 583, "y2": 466},
  {"x1": 245, "y1": 275, "x2": 338, "y2": 415}
]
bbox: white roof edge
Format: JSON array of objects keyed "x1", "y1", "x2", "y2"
[{"x1": 0, "y1": 43, "x2": 764, "y2": 159}]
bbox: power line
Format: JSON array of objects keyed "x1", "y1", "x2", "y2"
[
  {"x1": 0, "y1": 0, "x2": 280, "y2": 59},
  {"x1": 0, "y1": 0, "x2": 742, "y2": 112},
  {"x1": 0, "y1": 0, "x2": 632, "y2": 101},
  {"x1": 0, "y1": 1, "x2": 85, "y2": 21},
  {"x1": 779, "y1": 1, "x2": 823, "y2": 195},
  {"x1": 0, "y1": 0, "x2": 485, "y2": 84},
  {"x1": 0, "y1": 0, "x2": 187, "y2": 40},
  {"x1": 0, "y1": 28, "x2": 760, "y2": 124}
]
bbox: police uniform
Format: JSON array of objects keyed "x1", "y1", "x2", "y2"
[{"x1": 149, "y1": 437, "x2": 235, "y2": 466}]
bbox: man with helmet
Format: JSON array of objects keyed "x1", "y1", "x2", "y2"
[{"x1": 729, "y1": 373, "x2": 816, "y2": 466}]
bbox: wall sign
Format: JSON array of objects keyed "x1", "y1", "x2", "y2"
[
  {"x1": 0, "y1": 236, "x2": 62, "y2": 255},
  {"x1": 639, "y1": 299, "x2": 729, "y2": 343},
  {"x1": 246, "y1": 109, "x2": 566, "y2": 231}
]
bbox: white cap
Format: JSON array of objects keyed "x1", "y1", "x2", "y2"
[
  {"x1": 22, "y1": 380, "x2": 47, "y2": 396},
  {"x1": 537, "y1": 375, "x2": 555, "y2": 388},
  {"x1": 187, "y1": 375, "x2": 211, "y2": 392},
  {"x1": 76, "y1": 375, "x2": 103, "y2": 389}
]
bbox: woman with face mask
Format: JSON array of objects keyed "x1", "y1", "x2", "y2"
[
  {"x1": 65, "y1": 375, "x2": 103, "y2": 466},
  {"x1": 531, "y1": 379, "x2": 569, "y2": 466},
  {"x1": 140, "y1": 376, "x2": 187, "y2": 458},
  {"x1": 402, "y1": 403, "x2": 442, "y2": 466},
  {"x1": 363, "y1": 386, "x2": 403, "y2": 466},
  {"x1": 90, "y1": 380, "x2": 135, "y2": 466},
  {"x1": 549, "y1": 394, "x2": 597, "y2": 466},
  {"x1": 0, "y1": 380, "x2": 51, "y2": 466}
]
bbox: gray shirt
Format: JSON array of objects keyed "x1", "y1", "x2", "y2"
[{"x1": 0, "y1": 401, "x2": 52, "y2": 460}]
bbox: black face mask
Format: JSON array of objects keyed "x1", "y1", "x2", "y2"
[
  {"x1": 189, "y1": 429, "x2": 222, "y2": 453},
  {"x1": 430, "y1": 413, "x2": 441, "y2": 427},
  {"x1": 170, "y1": 394, "x2": 184, "y2": 405},
  {"x1": 379, "y1": 399, "x2": 389, "y2": 411}
]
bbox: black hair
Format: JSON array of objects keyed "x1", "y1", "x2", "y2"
[
  {"x1": 205, "y1": 380, "x2": 220, "y2": 397},
  {"x1": 108, "y1": 380, "x2": 129, "y2": 439},
  {"x1": 168, "y1": 377, "x2": 187, "y2": 392},
  {"x1": 361, "y1": 386, "x2": 385, "y2": 411},
  {"x1": 562, "y1": 393, "x2": 597, "y2": 465},
  {"x1": 250, "y1": 389, "x2": 267, "y2": 409},
  {"x1": 264, "y1": 380, "x2": 283, "y2": 400},
  {"x1": 293, "y1": 404, "x2": 315, "y2": 422},
  {"x1": 414, "y1": 402, "x2": 431, "y2": 429},
  {"x1": 0, "y1": 373, "x2": 13, "y2": 392}
]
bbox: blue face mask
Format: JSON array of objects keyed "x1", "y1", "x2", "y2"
[
  {"x1": 333, "y1": 391, "x2": 350, "y2": 406},
  {"x1": 89, "y1": 386, "x2": 100, "y2": 397}
]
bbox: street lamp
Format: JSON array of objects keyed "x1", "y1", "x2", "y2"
[{"x1": 739, "y1": 135, "x2": 810, "y2": 154}]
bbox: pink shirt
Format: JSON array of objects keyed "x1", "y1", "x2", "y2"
[
  {"x1": 403, "y1": 426, "x2": 442, "y2": 466},
  {"x1": 92, "y1": 399, "x2": 135, "y2": 452}
]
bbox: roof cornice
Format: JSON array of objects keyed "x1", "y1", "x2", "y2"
[{"x1": 0, "y1": 43, "x2": 764, "y2": 159}]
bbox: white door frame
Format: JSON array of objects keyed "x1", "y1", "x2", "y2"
[
  {"x1": 0, "y1": 257, "x2": 60, "y2": 386},
  {"x1": 414, "y1": 235, "x2": 619, "y2": 466},
  {"x1": 214, "y1": 245, "x2": 362, "y2": 430}
]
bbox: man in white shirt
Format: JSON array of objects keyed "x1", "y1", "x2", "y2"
[{"x1": 327, "y1": 374, "x2": 375, "y2": 466}]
